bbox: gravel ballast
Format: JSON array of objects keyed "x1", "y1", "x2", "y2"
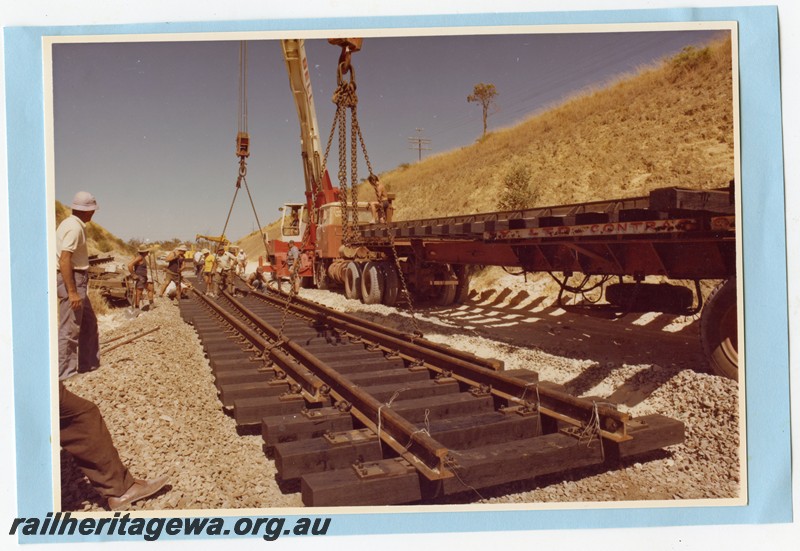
[{"x1": 61, "y1": 274, "x2": 741, "y2": 511}]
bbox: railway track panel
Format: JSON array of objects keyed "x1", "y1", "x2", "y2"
[
  {"x1": 179, "y1": 281, "x2": 684, "y2": 506},
  {"x1": 352, "y1": 186, "x2": 736, "y2": 280}
]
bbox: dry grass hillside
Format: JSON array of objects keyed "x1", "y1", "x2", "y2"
[
  {"x1": 236, "y1": 219, "x2": 282, "y2": 264},
  {"x1": 385, "y1": 38, "x2": 733, "y2": 220},
  {"x1": 240, "y1": 38, "x2": 732, "y2": 251}
]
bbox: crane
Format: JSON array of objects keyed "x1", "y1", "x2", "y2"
[
  {"x1": 263, "y1": 38, "x2": 372, "y2": 289},
  {"x1": 195, "y1": 233, "x2": 229, "y2": 247},
  {"x1": 264, "y1": 38, "x2": 739, "y2": 379}
]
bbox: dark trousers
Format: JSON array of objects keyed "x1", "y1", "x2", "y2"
[
  {"x1": 57, "y1": 272, "x2": 100, "y2": 380},
  {"x1": 59, "y1": 383, "x2": 134, "y2": 498}
]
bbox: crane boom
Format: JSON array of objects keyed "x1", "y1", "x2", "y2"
[
  {"x1": 268, "y1": 38, "x2": 371, "y2": 289},
  {"x1": 281, "y1": 39, "x2": 335, "y2": 205}
]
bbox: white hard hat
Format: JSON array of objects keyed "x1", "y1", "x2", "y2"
[{"x1": 71, "y1": 191, "x2": 99, "y2": 212}]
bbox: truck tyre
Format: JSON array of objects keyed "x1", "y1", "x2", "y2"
[
  {"x1": 344, "y1": 261, "x2": 362, "y2": 301},
  {"x1": 700, "y1": 278, "x2": 738, "y2": 381},
  {"x1": 382, "y1": 263, "x2": 400, "y2": 307},
  {"x1": 314, "y1": 260, "x2": 330, "y2": 290},
  {"x1": 434, "y1": 266, "x2": 458, "y2": 307},
  {"x1": 454, "y1": 266, "x2": 470, "y2": 304},
  {"x1": 360, "y1": 261, "x2": 384, "y2": 304},
  {"x1": 436, "y1": 283, "x2": 457, "y2": 306}
]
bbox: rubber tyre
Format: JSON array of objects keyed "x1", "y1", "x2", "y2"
[
  {"x1": 700, "y1": 278, "x2": 738, "y2": 381},
  {"x1": 454, "y1": 266, "x2": 470, "y2": 304},
  {"x1": 344, "y1": 262, "x2": 362, "y2": 301},
  {"x1": 434, "y1": 266, "x2": 458, "y2": 307},
  {"x1": 436, "y1": 283, "x2": 457, "y2": 306},
  {"x1": 382, "y1": 263, "x2": 400, "y2": 307},
  {"x1": 360, "y1": 261, "x2": 385, "y2": 304},
  {"x1": 314, "y1": 260, "x2": 330, "y2": 290}
]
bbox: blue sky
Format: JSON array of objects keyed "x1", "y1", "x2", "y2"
[{"x1": 52, "y1": 29, "x2": 723, "y2": 242}]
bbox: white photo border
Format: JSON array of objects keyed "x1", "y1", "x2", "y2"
[{"x1": 4, "y1": 5, "x2": 788, "y2": 541}]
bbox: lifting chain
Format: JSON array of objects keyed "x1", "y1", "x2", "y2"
[
  {"x1": 327, "y1": 50, "x2": 379, "y2": 247},
  {"x1": 387, "y1": 232, "x2": 423, "y2": 340},
  {"x1": 335, "y1": 105, "x2": 352, "y2": 245},
  {"x1": 267, "y1": 44, "x2": 367, "y2": 356},
  {"x1": 324, "y1": 45, "x2": 421, "y2": 340}
]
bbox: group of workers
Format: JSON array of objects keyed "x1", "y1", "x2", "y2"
[
  {"x1": 125, "y1": 244, "x2": 191, "y2": 309},
  {"x1": 125, "y1": 242, "x2": 251, "y2": 306},
  {"x1": 52, "y1": 176, "x2": 391, "y2": 511},
  {"x1": 129, "y1": 239, "x2": 291, "y2": 302},
  {"x1": 192, "y1": 245, "x2": 246, "y2": 297}
]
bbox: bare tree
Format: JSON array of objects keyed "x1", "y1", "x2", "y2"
[{"x1": 467, "y1": 83, "x2": 498, "y2": 138}]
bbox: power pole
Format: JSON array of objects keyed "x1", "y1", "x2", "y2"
[{"x1": 407, "y1": 128, "x2": 431, "y2": 161}]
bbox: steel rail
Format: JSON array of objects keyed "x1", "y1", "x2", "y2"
[
  {"x1": 191, "y1": 287, "x2": 455, "y2": 479},
  {"x1": 248, "y1": 286, "x2": 632, "y2": 441},
  {"x1": 190, "y1": 288, "x2": 324, "y2": 393},
  {"x1": 363, "y1": 194, "x2": 654, "y2": 232},
  {"x1": 251, "y1": 284, "x2": 502, "y2": 370}
]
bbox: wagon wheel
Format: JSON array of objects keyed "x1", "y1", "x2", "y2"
[
  {"x1": 434, "y1": 265, "x2": 458, "y2": 307},
  {"x1": 360, "y1": 261, "x2": 385, "y2": 305},
  {"x1": 700, "y1": 278, "x2": 738, "y2": 381},
  {"x1": 344, "y1": 261, "x2": 362, "y2": 301},
  {"x1": 382, "y1": 262, "x2": 400, "y2": 307},
  {"x1": 453, "y1": 265, "x2": 471, "y2": 304},
  {"x1": 314, "y1": 259, "x2": 330, "y2": 290}
]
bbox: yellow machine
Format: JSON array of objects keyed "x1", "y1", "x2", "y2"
[{"x1": 195, "y1": 234, "x2": 230, "y2": 248}]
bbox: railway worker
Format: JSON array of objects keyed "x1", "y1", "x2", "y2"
[
  {"x1": 59, "y1": 382, "x2": 169, "y2": 510},
  {"x1": 246, "y1": 266, "x2": 267, "y2": 291},
  {"x1": 193, "y1": 248, "x2": 207, "y2": 278},
  {"x1": 127, "y1": 248, "x2": 154, "y2": 311},
  {"x1": 215, "y1": 246, "x2": 237, "y2": 295},
  {"x1": 368, "y1": 174, "x2": 390, "y2": 224},
  {"x1": 236, "y1": 248, "x2": 248, "y2": 275},
  {"x1": 56, "y1": 191, "x2": 101, "y2": 380},
  {"x1": 203, "y1": 249, "x2": 216, "y2": 296},
  {"x1": 158, "y1": 245, "x2": 187, "y2": 299},
  {"x1": 165, "y1": 280, "x2": 191, "y2": 300},
  {"x1": 286, "y1": 240, "x2": 300, "y2": 270},
  {"x1": 227, "y1": 246, "x2": 238, "y2": 274}
]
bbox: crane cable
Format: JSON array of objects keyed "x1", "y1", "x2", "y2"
[
  {"x1": 214, "y1": 41, "x2": 271, "y2": 288},
  {"x1": 238, "y1": 40, "x2": 248, "y2": 140}
]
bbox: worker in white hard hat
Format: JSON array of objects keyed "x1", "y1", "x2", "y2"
[
  {"x1": 56, "y1": 191, "x2": 100, "y2": 380},
  {"x1": 193, "y1": 248, "x2": 208, "y2": 278},
  {"x1": 56, "y1": 192, "x2": 171, "y2": 510}
]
